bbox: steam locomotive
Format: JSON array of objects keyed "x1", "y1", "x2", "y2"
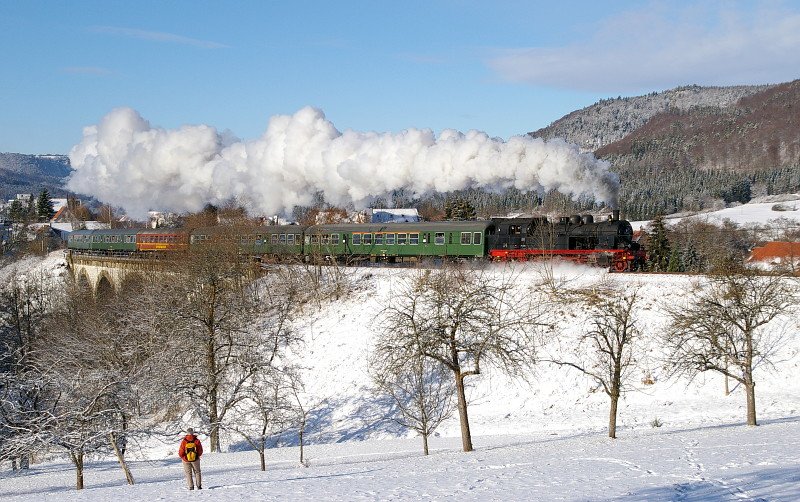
[
  {"x1": 488, "y1": 210, "x2": 644, "y2": 271},
  {"x1": 67, "y1": 211, "x2": 645, "y2": 272}
]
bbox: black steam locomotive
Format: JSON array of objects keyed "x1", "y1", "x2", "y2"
[{"x1": 488, "y1": 210, "x2": 645, "y2": 271}]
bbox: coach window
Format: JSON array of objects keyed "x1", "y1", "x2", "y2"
[
  {"x1": 473, "y1": 232, "x2": 482, "y2": 245},
  {"x1": 310, "y1": 234, "x2": 320, "y2": 245},
  {"x1": 397, "y1": 233, "x2": 407, "y2": 245},
  {"x1": 279, "y1": 234, "x2": 287, "y2": 244},
  {"x1": 321, "y1": 234, "x2": 329, "y2": 245},
  {"x1": 375, "y1": 233, "x2": 384, "y2": 245},
  {"x1": 331, "y1": 234, "x2": 340, "y2": 245},
  {"x1": 434, "y1": 232, "x2": 445, "y2": 245},
  {"x1": 386, "y1": 233, "x2": 395, "y2": 245},
  {"x1": 363, "y1": 233, "x2": 373, "y2": 245},
  {"x1": 271, "y1": 234, "x2": 279, "y2": 244},
  {"x1": 460, "y1": 232, "x2": 471, "y2": 245},
  {"x1": 352, "y1": 233, "x2": 362, "y2": 245},
  {"x1": 287, "y1": 234, "x2": 295, "y2": 245},
  {"x1": 409, "y1": 233, "x2": 419, "y2": 245}
]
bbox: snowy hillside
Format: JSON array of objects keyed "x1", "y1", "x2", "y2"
[
  {"x1": 1, "y1": 250, "x2": 799, "y2": 501},
  {"x1": 2, "y1": 194, "x2": 800, "y2": 500},
  {"x1": 631, "y1": 193, "x2": 800, "y2": 231}
]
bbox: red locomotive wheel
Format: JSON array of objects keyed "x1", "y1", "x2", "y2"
[{"x1": 613, "y1": 261, "x2": 628, "y2": 272}]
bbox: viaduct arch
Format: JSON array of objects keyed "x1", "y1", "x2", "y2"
[{"x1": 66, "y1": 253, "x2": 164, "y2": 295}]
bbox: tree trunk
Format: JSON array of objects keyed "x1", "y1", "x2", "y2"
[
  {"x1": 745, "y1": 334, "x2": 757, "y2": 426},
  {"x1": 422, "y1": 432, "x2": 429, "y2": 456},
  {"x1": 724, "y1": 351, "x2": 730, "y2": 396},
  {"x1": 454, "y1": 373, "x2": 473, "y2": 452},
  {"x1": 259, "y1": 450, "x2": 266, "y2": 471},
  {"x1": 109, "y1": 432, "x2": 135, "y2": 485},
  {"x1": 745, "y1": 381, "x2": 757, "y2": 426},
  {"x1": 207, "y1": 328, "x2": 221, "y2": 453},
  {"x1": 299, "y1": 425, "x2": 305, "y2": 464},
  {"x1": 209, "y1": 401, "x2": 220, "y2": 452},
  {"x1": 608, "y1": 393, "x2": 619, "y2": 439},
  {"x1": 70, "y1": 450, "x2": 84, "y2": 490}
]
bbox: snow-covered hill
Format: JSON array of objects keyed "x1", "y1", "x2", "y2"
[
  {"x1": 631, "y1": 193, "x2": 800, "y2": 231},
  {"x1": 1, "y1": 251, "x2": 799, "y2": 501}
]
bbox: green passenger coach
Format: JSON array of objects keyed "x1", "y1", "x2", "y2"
[
  {"x1": 67, "y1": 229, "x2": 139, "y2": 253},
  {"x1": 305, "y1": 221, "x2": 493, "y2": 262}
]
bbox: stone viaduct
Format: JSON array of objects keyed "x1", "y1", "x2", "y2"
[{"x1": 66, "y1": 252, "x2": 166, "y2": 295}]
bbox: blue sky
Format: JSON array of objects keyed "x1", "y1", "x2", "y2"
[{"x1": 2, "y1": 0, "x2": 800, "y2": 154}]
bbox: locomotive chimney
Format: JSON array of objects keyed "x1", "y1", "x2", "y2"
[{"x1": 612, "y1": 209, "x2": 620, "y2": 221}]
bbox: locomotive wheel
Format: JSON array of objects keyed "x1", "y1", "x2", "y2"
[{"x1": 613, "y1": 261, "x2": 628, "y2": 272}]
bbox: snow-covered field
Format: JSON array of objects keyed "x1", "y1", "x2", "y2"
[
  {"x1": 2, "y1": 197, "x2": 800, "y2": 501},
  {"x1": 3, "y1": 420, "x2": 799, "y2": 501},
  {"x1": 630, "y1": 193, "x2": 800, "y2": 231}
]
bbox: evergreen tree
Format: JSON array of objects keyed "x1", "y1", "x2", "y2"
[
  {"x1": 667, "y1": 247, "x2": 683, "y2": 273},
  {"x1": 680, "y1": 243, "x2": 702, "y2": 273},
  {"x1": 647, "y1": 215, "x2": 671, "y2": 272},
  {"x1": 26, "y1": 197, "x2": 36, "y2": 221},
  {"x1": 455, "y1": 199, "x2": 476, "y2": 220},
  {"x1": 447, "y1": 197, "x2": 476, "y2": 220},
  {"x1": 36, "y1": 190, "x2": 55, "y2": 222},
  {"x1": 8, "y1": 199, "x2": 24, "y2": 222}
]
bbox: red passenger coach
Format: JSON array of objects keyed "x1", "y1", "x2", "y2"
[{"x1": 136, "y1": 229, "x2": 189, "y2": 252}]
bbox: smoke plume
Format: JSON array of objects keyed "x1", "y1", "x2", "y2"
[{"x1": 67, "y1": 107, "x2": 619, "y2": 219}]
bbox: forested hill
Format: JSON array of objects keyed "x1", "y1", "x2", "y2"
[
  {"x1": 597, "y1": 80, "x2": 800, "y2": 173},
  {"x1": 0, "y1": 153, "x2": 72, "y2": 201},
  {"x1": 530, "y1": 81, "x2": 800, "y2": 220},
  {"x1": 529, "y1": 84, "x2": 771, "y2": 152}
]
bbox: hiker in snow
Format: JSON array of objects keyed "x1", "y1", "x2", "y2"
[{"x1": 178, "y1": 428, "x2": 203, "y2": 490}]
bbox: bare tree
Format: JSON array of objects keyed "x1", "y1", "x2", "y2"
[
  {"x1": 666, "y1": 270, "x2": 796, "y2": 426},
  {"x1": 228, "y1": 367, "x2": 294, "y2": 471},
  {"x1": 550, "y1": 282, "x2": 641, "y2": 438},
  {"x1": 0, "y1": 270, "x2": 54, "y2": 470},
  {"x1": 283, "y1": 366, "x2": 321, "y2": 466},
  {"x1": 224, "y1": 267, "x2": 304, "y2": 470},
  {"x1": 166, "y1": 237, "x2": 265, "y2": 452},
  {"x1": 377, "y1": 266, "x2": 542, "y2": 452},
  {"x1": 370, "y1": 349, "x2": 455, "y2": 455}
]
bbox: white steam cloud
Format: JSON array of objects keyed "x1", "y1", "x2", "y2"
[{"x1": 67, "y1": 107, "x2": 619, "y2": 219}]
